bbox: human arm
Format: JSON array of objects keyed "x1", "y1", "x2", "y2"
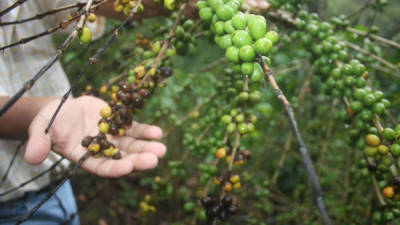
[{"x1": 0, "y1": 96, "x2": 166, "y2": 177}]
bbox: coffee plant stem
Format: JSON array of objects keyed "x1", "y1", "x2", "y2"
[
  {"x1": 0, "y1": 0, "x2": 108, "y2": 51},
  {"x1": 199, "y1": 57, "x2": 226, "y2": 73},
  {"x1": 0, "y1": 0, "x2": 99, "y2": 117},
  {"x1": 346, "y1": 27, "x2": 400, "y2": 50},
  {"x1": 347, "y1": 0, "x2": 374, "y2": 18},
  {"x1": 0, "y1": 14, "x2": 80, "y2": 51},
  {"x1": 371, "y1": 169, "x2": 387, "y2": 207},
  {"x1": 15, "y1": 152, "x2": 90, "y2": 225},
  {"x1": 0, "y1": 140, "x2": 26, "y2": 187},
  {"x1": 344, "y1": 41, "x2": 400, "y2": 76},
  {"x1": 271, "y1": 134, "x2": 293, "y2": 185},
  {"x1": 260, "y1": 59, "x2": 333, "y2": 225},
  {"x1": 0, "y1": 1, "x2": 87, "y2": 26},
  {"x1": 0, "y1": 157, "x2": 64, "y2": 197},
  {"x1": 45, "y1": 0, "x2": 143, "y2": 133},
  {"x1": 228, "y1": 131, "x2": 241, "y2": 171},
  {"x1": 0, "y1": 0, "x2": 28, "y2": 18}
]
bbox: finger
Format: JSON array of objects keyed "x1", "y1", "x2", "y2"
[
  {"x1": 25, "y1": 115, "x2": 52, "y2": 165},
  {"x1": 86, "y1": 152, "x2": 159, "y2": 178},
  {"x1": 125, "y1": 122, "x2": 163, "y2": 140},
  {"x1": 117, "y1": 137, "x2": 166, "y2": 158}
]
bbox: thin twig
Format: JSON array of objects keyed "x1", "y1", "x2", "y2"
[
  {"x1": 0, "y1": 2, "x2": 86, "y2": 26},
  {"x1": 0, "y1": 140, "x2": 25, "y2": 187},
  {"x1": 346, "y1": 27, "x2": 400, "y2": 50},
  {"x1": 259, "y1": 57, "x2": 333, "y2": 225},
  {"x1": 0, "y1": 0, "x2": 28, "y2": 18},
  {"x1": 347, "y1": 0, "x2": 373, "y2": 18},
  {"x1": 0, "y1": 14, "x2": 80, "y2": 51},
  {"x1": 271, "y1": 134, "x2": 293, "y2": 185},
  {"x1": 0, "y1": 157, "x2": 64, "y2": 197},
  {"x1": 344, "y1": 41, "x2": 400, "y2": 75}
]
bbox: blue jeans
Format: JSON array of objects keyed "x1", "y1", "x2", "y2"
[{"x1": 0, "y1": 180, "x2": 79, "y2": 225}]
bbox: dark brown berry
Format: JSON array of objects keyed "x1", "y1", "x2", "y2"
[
  {"x1": 227, "y1": 204, "x2": 239, "y2": 215},
  {"x1": 131, "y1": 93, "x2": 144, "y2": 108},
  {"x1": 160, "y1": 67, "x2": 172, "y2": 77},
  {"x1": 138, "y1": 89, "x2": 151, "y2": 98},
  {"x1": 201, "y1": 196, "x2": 214, "y2": 207},
  {"x1": 81, "y1": 136, "x2": 93, "y2": 147}
]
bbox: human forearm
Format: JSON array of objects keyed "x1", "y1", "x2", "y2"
[{"x1": 0, "y1": 96, "x2": 58, "y2": 139}]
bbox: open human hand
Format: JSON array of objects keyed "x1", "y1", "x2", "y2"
[{"x1": 24, "y1": 96, "x2": 166, "y2": 178}]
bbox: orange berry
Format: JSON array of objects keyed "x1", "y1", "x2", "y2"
[
  {"x1": 234, "y1": 160, "x2": 244, "y2": 166},
  {"x1": 382, "y1": 186, "x2": 395, "y2": 199},
  {"x1": 216, "y1": 148, "x2": 227, "y2": 159},
  {"x1": 213, "y1": 176, "x2": 221, "y2": 186},
  {"x1": 223, "y1": 182, "x2": 233, "y2": 192}
]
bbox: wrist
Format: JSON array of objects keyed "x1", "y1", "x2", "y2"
[{"x1": 0, "y1": 96, "x2": 60, "y2": 139}]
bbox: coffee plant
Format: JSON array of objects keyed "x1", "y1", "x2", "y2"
[{"x1": 1, "y1": 0, "x2": 400, "y2": 224}]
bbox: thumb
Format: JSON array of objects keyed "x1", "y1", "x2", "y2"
[{"x1": 25, "y1": 115, "x2": 52, "y2": 165}]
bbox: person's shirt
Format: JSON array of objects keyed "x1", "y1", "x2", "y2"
[{"x1": 0, "y1": 0, "x2": 104, "y2": 201}]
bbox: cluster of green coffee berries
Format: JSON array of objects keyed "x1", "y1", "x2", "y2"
[
  {"x1": 152, "y1": 176, "x2": 173, "y2": 200},
  {"x1": 171, "y1": 19, "x2": 198, "y2": 55},
  {"x1": 221, "y1": 109, "x2": 257, "y2": 135},
  {"x1": 197, "y1": 0, "x2": 278, "y2": 80}
]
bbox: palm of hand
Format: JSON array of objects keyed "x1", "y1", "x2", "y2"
[{"x1": 25, "y1": 96, "x2": 166, "y2": 177}]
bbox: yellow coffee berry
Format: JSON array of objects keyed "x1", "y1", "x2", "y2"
[
  {"x1": 119, "y1": 128, "x2": 125, "y2": 136},
  {"x1": 100, "y1": 106, "x2": 112, "y2": 118},
  {"x1": 148, "y1": 206, "x2": 156, "y2": 213},
  {"x1": 111, "y1": 93, "x2": 118, "y2": 102},
  {"x1": 229, "y1": 174, "x2": 240, "y2": 184},
  {"x1": 145, "y1": 195, "x2": 152, "y2": 203},
  {"x1": 134, "y1": 66, "x2": 146, "y2": 78},
  {"x1": 88, "y1": 143, "x2": 100, "y2": 153},
  {"x1": 365, "y1": 134, "x2": 380, "y2": 146},
  {"x1": 103, "y1": 147, "x2": 114, "y2": 157},
  {"x1": 378, "y1": 145, "x2": 389, "y2": 155},
  {"x1": 87, "y1": 13, "x2": 97, "y2": 22},
  {"x1": 111, "y1": 85, "x2": 119, "y2": 93},
  {"x1": 114, "y1": 4, "x2": 124, "y2": 12},
  {"x1": 154, "y1": 176, "x2": 162, "y2": 183},
  {"x1": 225, "y1": 156, "x2": 232, "y2": 165},
  {"x1": 149, "y1": 68, "x2": 156, "y2": 77},
  {"x1": 98, "y1": 122, "x2": 110, "y2": 134},
  {"x1": 99, "y1": 85, "x2": 108, "y2": 95},
  {"x1": 164, "y1": 0, "x2": 176, "y2": 10},
  {"x1": 233, "y1": 182, "x2": 242, "y2": 189},
  {"x1": 79, "y1": 27, "x2": 92, "y2": 43}
]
